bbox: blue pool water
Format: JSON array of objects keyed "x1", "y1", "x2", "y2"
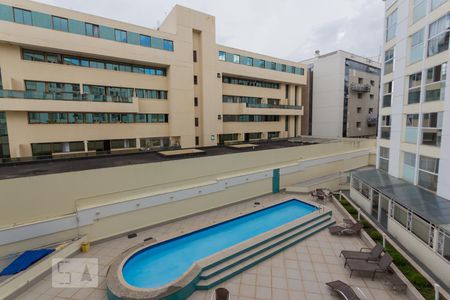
[{"x1": 122, "y1": 199, "x2": 317, "y2": 288}]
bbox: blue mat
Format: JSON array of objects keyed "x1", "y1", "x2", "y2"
[{"x1": 0, "y1": 249, "x2": 54, "y2": 276}]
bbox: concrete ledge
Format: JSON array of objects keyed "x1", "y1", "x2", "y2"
[{"x1": 0, "y1": 236, "x2": 87, "y2": 300}]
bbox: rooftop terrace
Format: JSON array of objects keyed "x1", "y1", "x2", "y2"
[
  {"x1": 16, "y1": 193, "x2": 410, "y2": 300},
  {"x1": 0, "y1": 138, "x2": 336, "y2": 180}
]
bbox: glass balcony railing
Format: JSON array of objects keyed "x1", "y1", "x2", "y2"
[
  {"x1": 0, "y1": 90, "x2": 133, "y2": 103},
  {"x1": 246, "y1": 103, "x2": 303, "y2": 110}
]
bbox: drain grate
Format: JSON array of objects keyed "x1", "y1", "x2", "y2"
[
  {"x1": 127, "y1": 233, "x2": 137, "y2": 239},
  {"x1": 143, "y1": 237, "x2": 154, "y2": 242}
]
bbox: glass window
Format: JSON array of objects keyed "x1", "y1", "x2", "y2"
[
  {"x1": 413, "y1": 0, "x2": 427, "y2": 23},
  {"x1": 422, "y1": 112, "x2": 443, "y2": 147},
  {"x1": 379, "y1": 147, "x2": 389, "y2": 172},
  {"x1": 13, "y1": 8, "x2": 32, "y2": 25},
  {"x1": 403, "y1": 152, "x2": 416, "y2": 183},
  {"x1": 68, "y1": 112, "x2": 84, "y2": 124},
  {"x1": 232, "y1": 54, "x2": 240, "y2": 64},
  {"x1": 245, "y1": 57, "x2": 253, "y2": 66},
  {"x1": 408, "y1": 72, "x2": 422, "y2": 104},
  {"x1": 425, "y1": 63, "x2": 447, "y2": 101},
  {"x1": 85, "y1": 23, "x2": 99, "y2": 38},
  {"x1": 393, "y1": 203, "x2": 408, "y2": 227},
  {"x1": 52, "y1": 16, "x2": 68, "y2": 32},
  {"x1": 431, "y1": 0, "x2": 447, "y2": 10},
  {"x1": 384, "y1": 48, "x2": 394, "y2": 75},
  {"x1": 386, "y1": 9, "x2": 398, "y2": 42},
  {"x1": 418, "y1": 156, "x2": 439, "y2": 191},
  {"x1": 140, "y1": 35, "x2": 151, "y2": 47},
  {"x1": 383, "y1": 81, "x2": 393, "y2": 107},
  {"x1": 380, "y1": 115, "x2": 391, "y2": 139},
  {"x1": 218, "y1": 51, "x2": 226, "y2": 61},
  {"x1": 163, "y1": 39, "x2": 173, "y2": 51},
  {"x1": 428, "y1": 14, "x2": 449, "y2": 57},
  {"x1": 114, "y1": 29, "x2": 127, "y2": 43},
  {"x1": 410, "y1": 28, "x2": 424, "y2": 64},
  {"x1": 23, "y1": 50, "x2": 45, "y2": 62}
]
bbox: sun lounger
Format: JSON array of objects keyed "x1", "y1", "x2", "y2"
[
  {"x1": 329, "y1": 223, "x2": 363, "y2": 236},
  {"x1": 346, "y1": 253, "x2": 393, "y2": 280},
  {"x1": 340, "y1": 243, "x2": 384, "y2": 266},
  {"x1": 326, "y1": 280, "x2": 361, "y2": 300}
]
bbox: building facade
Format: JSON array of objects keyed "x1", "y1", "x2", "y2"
[
  {"x1": 0, "y1": 0, "x2": 306, "y2": 159},
  {"x1": 349, "y1": 0, "x2": 450, "y2": 289},
  {"x1": 302, "y1": 50, "x2": 381, "y2": 139}
]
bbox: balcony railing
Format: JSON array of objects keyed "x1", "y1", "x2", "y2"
[
  {"x1": 367, "y1": 114, "x2": 378, "y2": 127},
  {"x1": 246, "y1": 103, "x2": 303, "y2": 110},
  {"x1": 350, "y1": 83, "x2": 371, "y2": 93},
  {"x1": 0, "y1": 90, "x2": 133, "y2": 103}
]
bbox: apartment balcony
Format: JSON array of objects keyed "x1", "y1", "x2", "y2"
[
  {"x1": 367, "y1": 114, "x2": 378, "y2": 127},
  {"x1": 0, "y1": 90, "x2": 139, "y2": 113},
  {"x1": 223, "y1": 102, "x2": 303, "y2": 116},
  {"x1": 350, "y1": 83, "x2": 371, "y2": 93}
]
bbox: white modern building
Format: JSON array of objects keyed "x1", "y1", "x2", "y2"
[
  {"x1": 350, "y1": 0, "x2": 450, "y2": 290},
  {"x1": 302, "y1": 50, "x2": 381, "y2": 138}
]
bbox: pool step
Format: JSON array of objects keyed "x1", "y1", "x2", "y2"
[
  {"x1": 199, "y1": 213, "x2": 331, "y2": 280},
  {"x1": 196, "y1": 217, "x2": 335, "y2": 290}
]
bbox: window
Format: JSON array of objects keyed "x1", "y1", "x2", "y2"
[
  {"x1": 386, "y1": 9, "x2": 398, "y2": 42},
  {"x1": 194, "y1": 97, "x2": 198, "y2": 107},
  {"x1": 408, "y1": 72, "x2": 422, "y2": 104},
  {"x1": 357, "y1": 93, "x2": 362, "y2": 99},
  {"x1": 405, "y1": 113, "x2": 419, "y2": 144},
  {"x1": 356, "y1": 122, "x2": 361, "y2": 128},
  {"x1": 369, "y1": 108, "x2": 374, "y2": 114},
  {"x1": 370, "y1": 94, "x2": 374, "y2": 99},
  {"x1": 422, "y1": 112, "x2": 443, "y2": 147},
  {"x1": 380, "y1": 115, "x2": 391, "y2": 139},
  {"x1": 194, "y1": 75, "x2": 198, "y2": 85},
  {"x1": 85, "y1": 23, "x2": 99, "y2": 38},
  {"x1": 232, "y1": 54, "x2": 240, "y2": 64},
  {"x1": 135, "y1": 89, "x2": 167, "y2": 100},
  {"x1": 140, "y1": 35, "x2": 151, "y2": 47},
  {"x1": 195, "y1": 118, "x2": 199, "y2": 127},
  {"x1": 271, "y1": 62, "x2": 276, "y2": 70},
  {"x1": 223, "y1": 115, "x2": 280, "y2": 122},
  {"x1": 222, "y1": 76, "x2": 279, "y2": 89},
  {"x1": 195, "y1": 136, "x2": 199, "y2": 146},
  {"x1": 370, "y1": 80, "x2": 375, "y2": 86},
  {"x1": 281, "y1": 64, "x2": 287, "y2": 72},
  {"x1": 268, "y1": 98, "x2": 280, "y2": 105},
  {"x1": 383, "y1": 81, "x2": 393, "y2": 107},
  {"x1": 52, "y1": 16, "x2": 68, "y2": 32},
  {"x1": 114, "y1": 29, "x2": 127, "y2": 43},
  {"x1": 358, "y1": 78, "x2": 363, "y2": 84},
  {"x1": 403, "y1": 152, "x2": 416, "y2": 183},
  {"x1": 418, "y1": 156, "x2": 439, "y2": 191},
  {"x1": 425, "y1": 63, "x2": 447, "y2": 101},
  {"x1": 410, "y1": 28, "x2": 425, "y2": 64},
  {"x1": 431, "y1": 0, "x2": 447, "y2": 10},
  {"x1": 428, "y1": 14, "x2": 449, "y2": 57},
  {"x1": 357, "y1": 107, "x2": 362, "y2": 113},
  {"x1": 218, "y1": 51, "x2": 226, "y2": 61},
  {"x1": 244, "y1": 57, "x2": 253, "y2": 66},
  {"x1": 193, "y1": 50, "x2": 197, "y2": 62},
  {"x1": 268, "y1": 131, "x2": 280, "y2": 139},
  {"x1": 413, "y1": 0, "x2": 427, "y2": 23},
  {"x1": 23, "y1": 50, "x2": 45, "y2": 62},
  {"x1": 384, "y1": 48, "x2": 394, "y2": 74},
  {"x1": 379, "y1": 147, "x2": 390, "y2": 172},
  {"x1": 13, "y1": 7, "x2": 32, "y2": 25},
  {"x1": 163, "y1": 40, "x2": 174, "y2": 51}
]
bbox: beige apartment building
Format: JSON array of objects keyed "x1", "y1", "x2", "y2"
[
  {"x1": 302, "y1": 50, "x2": 381, "y2": 138},
  {"x1": 0, "y1": 0, "x2": 306, "y2": 159}
]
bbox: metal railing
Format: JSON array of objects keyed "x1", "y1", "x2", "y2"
[
  {"x1": 350, "y1": 83, "x2": 371, "y2": 93},
  {"x1": 246, "y1": 103, "x2": 303, "y2": 110},
  {"x1": 0, "y1": 90, "x2": 133, "y2": 103}
]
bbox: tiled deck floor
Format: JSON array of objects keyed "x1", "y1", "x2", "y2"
[{"x1": 17, "y1": 193, "x2": 409, "y2": 300}]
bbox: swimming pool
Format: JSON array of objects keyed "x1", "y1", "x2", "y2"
[{"x1": 122, "y1": 199, "x2": 318, "y2": 289}]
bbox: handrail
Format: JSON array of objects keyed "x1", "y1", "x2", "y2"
[
  {"x1": 246, "y1": 103, "x2": 303, "y2": 110},
  {"x1": 0, "y1": 89, "x2": 133, "y2": 103}
]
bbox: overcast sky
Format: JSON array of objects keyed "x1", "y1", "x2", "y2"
[{"x1": 35, "y1": 0, "x2": 385, "y2": 62}]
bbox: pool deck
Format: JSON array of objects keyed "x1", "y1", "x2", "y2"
[{"x1": 16, "y1": 193, "x2": 409, "y2": 300}]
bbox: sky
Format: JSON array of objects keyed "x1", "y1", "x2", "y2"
[{"x1": 35, "y1": 0, "x2": 385, "y2": 62}]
